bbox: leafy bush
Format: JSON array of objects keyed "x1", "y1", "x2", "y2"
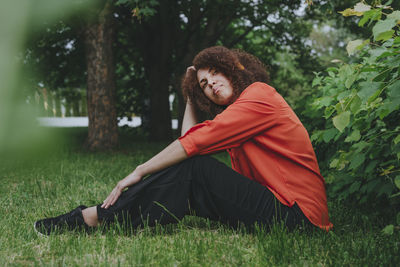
[{"x1": 309, "y1": 2, "x2": 400, "y2": 204}]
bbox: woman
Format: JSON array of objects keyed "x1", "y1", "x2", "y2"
[{"x1": 35, "y1": 46, "x2": 332, "y2": 235}]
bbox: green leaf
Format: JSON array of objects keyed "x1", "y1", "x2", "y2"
[
  {"x1": 354, "y1": 3, "x2": 370, "y2": 12},
  {"x1": 323, "y1": 128, "x2": 338, "y2": 143},
  {"x1": 382, "y1": 224, "x2": 394, "y2": 235},
  {"x1": 338, "y1": 65, "x2": 353, "y2": 80},
  {"x1": 312, "y1": 76, "x2": 322, "y2": 87},
  {"x1": 395, "y1": 176, "x2": 400, "y2": 189},
  {"x1": 346, "y1": 39, "x2": 364, "y2": 56},
  {"x1": 359, "y1": 9, "x2": 381, "y2": 27},
  {"x1": 345, "y1": 130, "x2": 361, "y2": 142},
  {"x1": 378, "y1": 106, "x2": 391, "y2": 119},
  {"x1": 369, "y1": 47, "x2": 387, "y2": 60},
  {"x1": 365, "y1": 160, "x2": 378, "y2": 173},
  {"x1": 373, "y1": 18, "x2": 397, "y2": 41},
  {"x1": 345, "y1": 75, "x2": 357, "y2": 89},
  {"x1": 311, "y1": 131, "x2": 323, "y2": 143},
  {"x1": 329, "y1": 158, "x2": 339, "y2": 169},
  {"x1": 350, "y1": 95, "x2": 362, "y2": 113},
  {"x1": 386, "y1": 97, "x2": 400, "y2": 114},
  {"x1": 358, "y1": 81, "x2": 380, "y2": 102},
  {"x1": 396, "y1": 212, "x2": 400, "y2": 225},
  {"x1": 339, "y1": 8, "x2": 363, "y2": 17},
  {"x1": 335, "y1": 103, "x2": 343, "y2": 113},
  {"x1": 324, "y1": 106, "x2": 335, "y2": 118},
  {"x1": 382, "y1": 38, "x2": 395, "y2": 47},
  {"x1": 382, "y1": 0, "x2": 394, "y2": 6},
  {"x1": 338, "y1": 90, "x2": 351, "y2": 100},
  {"x1": 349, "y1": 181, "x2": 361, "y2": 193},
  {"x1": 319, "y1": 96, "x2": 332, "y2": 107},
  {"x1": 378, "y1": 183, "x2": 393, "y2": 196},
  {"x1": 365, "y1": 179, "x2": 380, "y2": 193},
  {"x1": 394, "y1": 135, "x2": 400, "y2": 145},
  {"x1": 387, "y1": 10, "x2": 400, "y2": 21},
  {"x1": 390, "y1": 192, "x2": 400, "y2": 198},
  {"x1": 376, "y1": 30, "x2": 395, "y2": 41},
  {"x1": 349, "y1": 153, "x2": 365, "y2": 170},
  {"x1": 367, "y1": 88, "x2": 382, "y2": 104},
  {"x1": 353, "y1": 141, "x2": 369, "y2": 152},
  {"x1": 326, "y1": 67, "x2": 338, "y2": 73},
  {"x1": 116, "y1": 0, "x2": 130, "y2": 4},
  {"x1": 328, "y1": 71, "x2": 336, "y2": 78},
  {"x1": 373, "y1": 68, "x2": 392, "y2": 82},
  {"x1": 333, "y1": 111, "x2": 350, "y2": 132},
  {"x1": 387, "y1": 80, "x2": 400, "y2": 99}
]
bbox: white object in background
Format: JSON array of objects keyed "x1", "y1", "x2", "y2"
[{"x1": 37, "y1": 117, "x2": 178, "y2": 129}]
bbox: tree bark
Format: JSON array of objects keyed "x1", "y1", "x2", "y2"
[
  {"x1": 138, "y1": 0, "x2": 177, "y2": 142},
  {"x1": 84, "y1": 1, "x2": 118, "y2": 150},
  {"x1": 148, "y1": 66, "x2": 172, "y2": 141}
]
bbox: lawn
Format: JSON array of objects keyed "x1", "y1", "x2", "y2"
[{"x1": 0, "y1": 128, "x2": 399, "y2": 266}]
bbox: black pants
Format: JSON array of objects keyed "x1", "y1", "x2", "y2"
[{"x1": 97, "y1": 156, "x2": 313, "y2": 231}]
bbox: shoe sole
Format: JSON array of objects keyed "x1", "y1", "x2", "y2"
[{"x1": 33, "y1": 222, "x2": 47, "y2": 237}]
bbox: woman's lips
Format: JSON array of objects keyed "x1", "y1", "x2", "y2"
[{"x1": 213, "y1": 86, "x2": 221, "y2": 95}]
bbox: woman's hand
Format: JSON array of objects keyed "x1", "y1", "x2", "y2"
[
  {"x1": 101, "y1": 168, "x2": 143, "y2": 209},
  {"x1": 102, "y1": 140, "x2": 188, "y2": 209}
]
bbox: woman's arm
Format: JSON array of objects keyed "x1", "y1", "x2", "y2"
[
  {"x1": 101, "y1": 139, "x2": 188, "y2": 209},
  {"x1": 181, "y1": 66, "x2": 198, "y2": 136},
  {"x1": 181, "y1": 100, "x2": 197, "y2": 136}
]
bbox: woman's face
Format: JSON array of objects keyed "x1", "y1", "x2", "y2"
[{"x1": 197, "y1": 68, "x2": 234, "y2": 106}]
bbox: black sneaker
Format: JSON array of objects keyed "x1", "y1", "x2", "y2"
[{"x1": 34, "y1": 205, "x2": 88, "y2": 236}]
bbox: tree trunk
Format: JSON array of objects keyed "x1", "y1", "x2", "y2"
[
  {"x1": 54, "y1": 91, "x2": 61, "y2": 117},
  {"x1": 148, "y1": 68, "x2": 172, "y2": 141},
  {"x1": 65, "y1": 100, "x2": 72, "y2": 117},
  {"x1": 139, "y1": 0, "x2": 177, "y2": 142},
  {"x1": 84, "y1": 1, "x2": 118, "y2": 150},
  {"x1": 81, "y1": 90, "x2": 87, "y2": 116}
]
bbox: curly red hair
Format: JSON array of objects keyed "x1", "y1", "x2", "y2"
[{"x1": 182, "y1": 46, "x2": 269, "y2": 120}]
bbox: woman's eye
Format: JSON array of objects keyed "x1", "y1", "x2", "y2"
[{"x1": 213, "y1": 70, "x2": 218, "y2": 75}]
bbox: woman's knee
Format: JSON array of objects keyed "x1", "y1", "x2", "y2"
[
  {"x1": 186, "y1": 155, "x2": 220, "y2": 167},
  {"x1": 187, "y1": 155, "x2": 230, "y2": 183}
]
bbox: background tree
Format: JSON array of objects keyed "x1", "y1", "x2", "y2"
[
  {"x1": 25, "y1": 0, "x2": 355, "y2": 144},
  {"x1": 24, "y1": 1, "x2": 118, "y2": 150},
  {"x1": 127, "y1": 0, "x2": 316, "y2": 140},
  {"x1": 84, "y1": 0, "x2": 118, "y2": 150}
]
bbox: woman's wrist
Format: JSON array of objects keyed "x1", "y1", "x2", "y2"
[
  {"x1": 133, "y1": 164, "x2": 146, "y2": 177},
  {"x1": 118, "y1": 166, "x2": 144, "y2": 189}
]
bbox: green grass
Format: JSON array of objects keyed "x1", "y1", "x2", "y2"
[{"x1": 0, "y1": 128, "x2": 399, "y2": 266}]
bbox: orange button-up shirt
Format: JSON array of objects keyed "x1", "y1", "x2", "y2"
[{"x1": 179, "y1": 82, "x2": 332, "y2": 230}]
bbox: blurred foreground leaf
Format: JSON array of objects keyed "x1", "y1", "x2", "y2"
[{"x1": 0, "y1": 0, "x2": 92, "y2": 158}]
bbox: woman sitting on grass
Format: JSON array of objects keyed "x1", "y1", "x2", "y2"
[{"x1": 35, "y1": 46, "x2": 332, "y2": 235}]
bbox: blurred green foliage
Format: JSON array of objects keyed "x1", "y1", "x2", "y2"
[{"x1": 0, "y1": 0, "x2": 93, "y2": 158}]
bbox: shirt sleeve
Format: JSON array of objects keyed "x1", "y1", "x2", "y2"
[{"x1": 179, "y1": 83, "x2": 283, "y2": 156}]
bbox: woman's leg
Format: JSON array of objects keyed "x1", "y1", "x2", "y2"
[
  {"x1": 34, "y1": 159, "x2": 195, "y2": 235},
  {"x1": 96, "y1": 157, "x2": 195, "y2": 228},
  {"x1": 82, "y1": 206, "x2": 99, "y2": 227},
  {"x1": 96, "y1": 156, "x2": 313, "y2": 230},
  {"x1": 35, "y1": 155, "x2": 312, "y2": 235},
  {"x1": 188, "y1": 156, "x2": 312, "y2": 230}
]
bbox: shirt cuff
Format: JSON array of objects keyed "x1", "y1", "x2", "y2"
[{"x1": 178, "y1": 135, "x2": 197, "y2": 157}]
